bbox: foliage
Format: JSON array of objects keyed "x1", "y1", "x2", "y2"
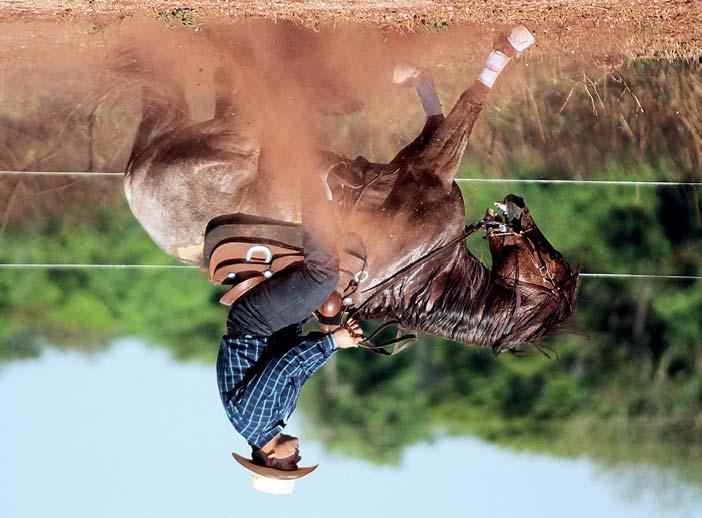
[
  {"x1": 155, "y1": 8, "x2": 201, "y2": 32},
  {"x1": 417, "y1": 21, "x2": 450, "y2": 33},
  {"x1": 0, "y1": 203, "x2": 226, "y2": 363}
]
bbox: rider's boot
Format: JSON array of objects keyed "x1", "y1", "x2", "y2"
[{"x1": 477, "y1": 25, "x2": 535, "y2": 89}]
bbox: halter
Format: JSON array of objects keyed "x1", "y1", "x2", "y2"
[{"x1": 492, "y1": 223, "x2": 562, "y2": 296}]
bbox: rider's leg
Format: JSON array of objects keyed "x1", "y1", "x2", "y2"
[
  {"x1": 390, "y1": 65, "x2": 445, "y2": 165},
  {"x1": 411, "y1": 26, "x2": 534, "y2": 175},
  {"x1": 226, "y1": 168, "x2": 340, "y2": 337}
]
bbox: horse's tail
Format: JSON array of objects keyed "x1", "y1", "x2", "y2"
[
  {"x1": 108, "y1": 46, "x2": 192, "y2": 174},
  {"x1": 106, "y1": 46, "x2": 188, "y2": 110}
]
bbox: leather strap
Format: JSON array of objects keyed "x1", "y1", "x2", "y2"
[{"x1": 219, "y1": 276, "x2": 266, "y2": 306}]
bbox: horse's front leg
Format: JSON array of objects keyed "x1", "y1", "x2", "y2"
[
  {"x1": 389, "y1": 64, "x2": 445, "y2": 165},
  {"x1": 408, "y1": 25, "x2": 535, "y2": 189}
]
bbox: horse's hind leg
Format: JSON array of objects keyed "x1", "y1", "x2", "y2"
[{"x1": 411, "y1": 26, "x2": 535, "y2": 185}]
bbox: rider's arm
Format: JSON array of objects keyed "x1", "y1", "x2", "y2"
[
  {"x1": 267, "y1": 333, "x2": 339, "y2": 386},
  {"x1": 223, "y1": 333, "x2": 337, "y2": 448}
]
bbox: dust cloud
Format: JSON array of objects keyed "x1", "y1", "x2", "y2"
[
  {"x1": 100, "y1": 19, "x2": 490, "y2": 190},
  {"x1": 0, "y1": 17, "x2": 495, "y2": 211}
]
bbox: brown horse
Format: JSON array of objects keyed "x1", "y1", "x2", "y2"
[{"x1": 124, "y1": 28, "x2": 580, "y2": 356}]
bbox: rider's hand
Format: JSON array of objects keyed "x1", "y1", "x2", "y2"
[{"x1": 332, "y1": 318, "x2": 364, "y2": 349}]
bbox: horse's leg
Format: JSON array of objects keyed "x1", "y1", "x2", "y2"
[
  {"x1": 410, "y1": 26, "x2": 535, "y2": 187},
  {"x1": 389, "y1": 65, "x2": 445, "y2": 165}
]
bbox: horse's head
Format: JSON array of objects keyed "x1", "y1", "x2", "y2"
[{"x1": 482, "y1": 194, "x2": 580, "y2": 355}]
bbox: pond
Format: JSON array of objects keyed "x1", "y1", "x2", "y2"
[{"x1": 1, "y1": 14, "x2": 700, "y2": 517}]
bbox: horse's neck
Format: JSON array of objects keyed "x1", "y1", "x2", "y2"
[{"x1": 361, "y1": 245, "x2": 520, "y2": 348}]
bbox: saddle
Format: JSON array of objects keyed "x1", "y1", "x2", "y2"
[{"x1": 201, "y1": 213, "x2": 367, "y2": 330}]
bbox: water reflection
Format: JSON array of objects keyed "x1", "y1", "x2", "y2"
[
  {"x1": 2, "y1": 341, "x2": 701, "y2": 517},
  {"x1": 1, "y1": 14, "x2": 701, "y2": 511}
]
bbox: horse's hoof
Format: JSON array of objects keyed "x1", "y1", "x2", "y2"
[
  {"x1": 393, "y1": 63, "x2": 433, "y2": 87},
  {"x1": 507, "y1": 25, "x2": 535, "y2": 53},
  {"x1": 494, "y1": 25, "x2": 535, "y2": 58},
  {"x1": 393, "y1": 63, "x2": 419, "y2": 85}
]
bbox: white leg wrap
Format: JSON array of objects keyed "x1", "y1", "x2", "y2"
[{"x1": 477, "y1": 50, "x2": 510, "y2": 89}]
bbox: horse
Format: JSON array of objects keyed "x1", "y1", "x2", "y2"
[{"x1": 123, "y1": 26, "x2": 580, "y2": 356}]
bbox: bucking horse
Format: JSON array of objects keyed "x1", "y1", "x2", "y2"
[{"x1": 124, "y1": 25, "x2": 580, "y2": 356}]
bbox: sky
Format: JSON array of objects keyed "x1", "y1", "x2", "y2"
[{"x1": 2, "y1": 339, "x2": 701, "y2": 518}]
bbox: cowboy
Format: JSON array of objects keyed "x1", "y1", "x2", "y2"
[{"x1": 216, "y1": 169, "x2": 365, "y2": 494}]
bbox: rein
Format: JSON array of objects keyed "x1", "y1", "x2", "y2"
[
  {"x1": 344, "y1": 218, "x2": 564, "y2": 356},
  {"x1": 346, "y1": 220, "x2": 485, "y2": 356}
]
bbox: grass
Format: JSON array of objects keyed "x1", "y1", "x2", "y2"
[
  {"x1": 155, "y1": 7, "x2": 201, "y2": 31},
  {"x1": 417, "y1": 20, "x2": 450, "y2": 33}
]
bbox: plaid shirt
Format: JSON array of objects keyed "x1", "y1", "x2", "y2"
[{"x1": 216, "y1": 324, "x2": 337, "y2": 448}]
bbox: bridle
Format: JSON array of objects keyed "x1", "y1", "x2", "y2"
[{"x1": 491, "y1": 223, "x2": 562, "y2": 296}]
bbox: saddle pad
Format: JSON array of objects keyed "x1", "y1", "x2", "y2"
[{"x1": 202, "y1": 213, "x2": 303, "y2": 270}]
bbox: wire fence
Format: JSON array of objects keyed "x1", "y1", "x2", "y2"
[
  {"x1": 0, "y1": 263, "x2": 699, "y2": 280},
  {"x1": 2, "y1": 170, "x2": 701, "y2": 187},
  {"x1": 455, "y1": 178, "x2": 702, "y2": 187},
  {"x1": 2, "y1": 170, "x2": 700, "y2": 280}
]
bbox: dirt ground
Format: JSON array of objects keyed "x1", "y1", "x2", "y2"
[{"x1": 1, "y1": 0, "x2": 700, "y2": 58}]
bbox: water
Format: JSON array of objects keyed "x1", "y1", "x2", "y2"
[{"x1": 1, "y1": 15, "x2": 701, "y2": 517}]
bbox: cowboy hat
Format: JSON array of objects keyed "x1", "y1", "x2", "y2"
[{"x1": 232, "y1": 452, "x2": 318, "y2": 495}]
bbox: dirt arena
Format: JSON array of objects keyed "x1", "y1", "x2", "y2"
[{"x1": 1, "y1": 0, "x2": 700, "y2": 58}]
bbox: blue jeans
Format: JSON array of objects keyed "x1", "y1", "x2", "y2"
[{"x1": 226, "y1": 181, "x2": 340, "y2": 337}]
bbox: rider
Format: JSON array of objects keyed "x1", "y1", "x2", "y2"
[{"x1": 216, "y1": 166, "x2": 364, "y2": 494}]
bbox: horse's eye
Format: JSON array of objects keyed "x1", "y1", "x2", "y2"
[{"x1": 549, "y1": 251, "x2": 562, "y2": 260}]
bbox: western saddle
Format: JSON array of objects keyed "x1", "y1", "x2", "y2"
[{"x1": 201, "y1": 213, "x2": 367, "y2": 331}]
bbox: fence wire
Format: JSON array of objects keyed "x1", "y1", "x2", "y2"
[
  {"x1": 1, "y1": 171, "x2": 701, "y2": 187},
  {"x1": 0, "y1": 263, "x2": 698, "y2": 280},
  {"x1": 1, "y1": 170, "x2": 699, "y2": 280}
]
